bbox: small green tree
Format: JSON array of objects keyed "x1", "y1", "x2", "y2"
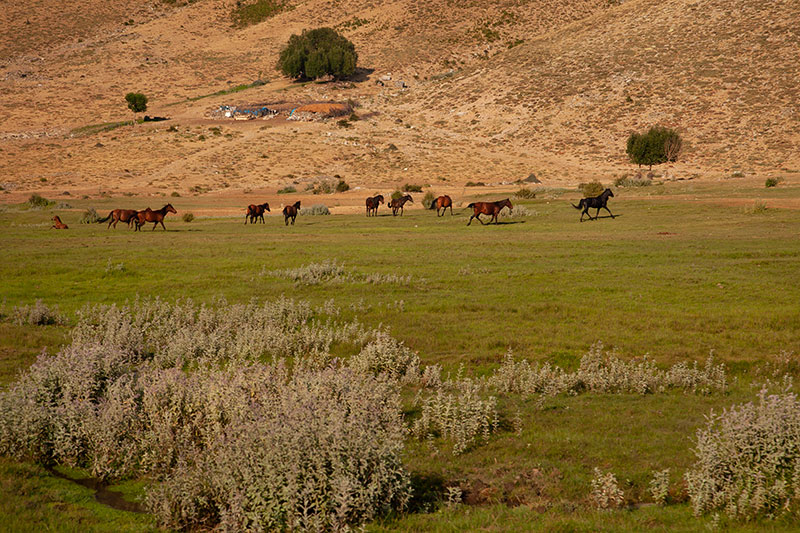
[
  {"x1": 626, "y1": 126, "x2": 682, "y2": 169},
  {"x1": 125, "y1": 92, "x2": 148, "y2": 121},
  {"x1": 279, "y1": 28, "x2": 357, "y2": 80}
]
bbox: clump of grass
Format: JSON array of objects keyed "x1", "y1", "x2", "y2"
[
  {"x1": 277, "y1": 186, "x2": 296, "y2": 194},
  {"x1": 26, "y1": 194, "x2": 54, "y2": 209},
  {"x1": 299, "y1": 204, "x2": 330, "y2": 216},
  {"x1": 271, "y1": 260, "x2": 349, "y2": 285},
  {"x1": 79, "y1": 208, "x2": 99, "y2": 224},
  {"x1": 103, "y1": 259, "x2": 127, "y2": 276},
  {"x1": 649, "y1": 469, "x2": 670, "y2": 506},
  {"x1": 614, "y1": 175, "x2": 652, "y2": 187},
  {"x1": 685, "y1": 389, "x2": 800, "y2": 520},
  {"x1": 765, "y1": 177, "x2": 783, "y2": 188},
  {"x1": 465, "y1": 181, "x2": 486, "y2": 187},
  {"x1": 402, "y1": 183, "x2": 423, "y2": 193},
  {"x1": 182, "y1": 213, "x2": 194, "y2": 222},
  {"x1": 591, "y1": 468, "x2": 625, "y2": 509},
  {"x1": 11, "y1": 300, "x2": 64, "y2": 326},
  {"x1": 514, "y1": 187, "x2": 536, "y2": 199},
  {"x1": 578, "y1": 181, "x2": 605, "y2": 197},
  {"x1": 422, "y1": 191, "x2": 436, "y2": 209},
  {"x1": 743, "y1": 201, "x2": 768, "y2": 214},
  {"x1": 170, "y1": 191, "x2": 181, "y2": 197}
]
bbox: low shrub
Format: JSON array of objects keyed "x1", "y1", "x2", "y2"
[
  {"x1": 685, "y1": 389, "x2": 800, "y2": 519},
  {"x1": 578, "y1": 181, "x2": 605, "y2": 197},
  {"x1": 277, "y1": 186, "x2": 296, "y2": 194},
  {"x1": 765, "y1": 177, "x2": 783, "y2": 188},
  {"x1": 390, "y1": 190, "x2": 404, "y2": 201},
  {"x1": 335, "y1": 179, "x2": 350, "y2": 192},
  {"x1": 591, "y1": 468, "x2": 625, "y2": 509},
  {"x1": 26, "y1": 194, "x2": 54, "y2": 209},
  {"x1": 650, "y1": 469, "x2": 670, "y2": 506},
  {"x1": 465, "y1": 181, "x2": 485, "y2": 187},
  {"x1": 231, "y1": 0, "x2": 290, "y2": 28},
  {"x1": 79, "y1": 208, "x2": 99, "y2": 224},
  {"x1": 422, "y1": 191, "x2": 436, "y2": 209},
  {"x1": 10, "y1": 300, "x2": 64, "y2": 326},
  {"x1": 349, "y1": 332, "x2": 420, "y2": 382},
  {"x1": 500, "y1": 205, "x2": 536, "y2": 218},
  {"x1": 299, "y1": 204, "x2": 330, "y2": 216},
  {"x1": 402, "y1": 183, "x2": 423, "y2": 193},
  {"x1": 271, "y1": 260, "x2": 349, "y2": 285},
  {"x1": 744, "y1": 201, "x2": 768, "y2": 214},
  {"x1": 614, "y1": 175, "x2": 652, "y2": 187},
  {"x1": 514, "y1": 187, "x2": 536, "y2": 199},
  {"x1": 182, "y1": 213, "x2": 194, "y2": 222}
]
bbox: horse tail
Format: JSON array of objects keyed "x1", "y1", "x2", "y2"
[
  {"x1": 571, "y1": 201, "x2": 583, "y2": 210},
  {"x1": 466, "y1": 202, "x2": 475, "y2": 209},
  {"x1": 428, "y1": 200, "x2": 437, "y2": 210},
  {"x1": 96, "y1": 212, "x2": 112, "y2": 223}
]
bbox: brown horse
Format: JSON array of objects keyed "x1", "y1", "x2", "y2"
[
  {"x1": 97, "y1": 209, "x2": 139, "y2": 229},
  {"x1": 466, "y1": 198, "x2": 513, "y2": 225},
  {"x1": 51, "y1": 215, "x2": 68, "y2": 229},
  {"x1": 365, "y1": 195, "x2": 384, "y2": 217},
  {"x1": 134, "y1": 204, "x2": 177, "y2": 231},
  {"x1": 388, "y1": 195, "x2": 413, "y2": 216},
  {"x1": 283, "y1": 201, "x2": 301, "y2": 225},
  {"x1": 245, "y1": 202, "x2": 270, "y2": 224},
  {"x1": 429, "y1": 195, "x2": 453, "y2": 216}
]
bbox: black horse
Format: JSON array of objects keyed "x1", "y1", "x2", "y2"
[{"x1": 572, "y1": 188, "x2": 615, "y2": 222}]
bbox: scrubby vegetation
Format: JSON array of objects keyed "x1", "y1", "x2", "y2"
[
  {"x1": 279, "y1": 28, "x2": 357, "y2": 80},
  {"x1": 124, "y1": 92, "x2": 147, "y2": 116},
  {"x1": 514, "y1": 187, "x2": 537, "y2": 199},
  {"x1": 231, "y1": 0, "x2": 290, "y2": 28},
  {"x1": 578, "y1": 181, "x2": 605, "y2": 197},
  {"x1": 626, "y1": 126, "x2": 682, "y2": 169},
  {"x1": 402, "y1": 183, "x2": 423, "y2": 193},
  {"x1": 299, "y1": 204, "x2": 330, "y2": 216},
  {"x1": 79, "y1": 208, "x2": 99, "y2": 223},
  {"x1": 26, "y1": 194, "x2": 54, "y2": 209},
  {"x1": 614, "y1": 175, "x2": 652, "y2": 187},
  {"x1": 10, "y1": 300, "x2": 64, "y2": 326},
  {"x1": 181, "y1": 213, "x2": 194, "y2": 222}
]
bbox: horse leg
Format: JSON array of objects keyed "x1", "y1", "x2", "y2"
[
  {"x1": 595, "y1": 208, "x2": 601, "y2": 220},
  {"x1": 604, "y1": 206, "x2": 615, "y2": 218},
  {"x1": 160, "y1": 220, "x2": 166, "y2": 230},
  {"x1": 291, "y1": 216, "x2": 296, "y2": 225},
  {"x1": 285, "y1": 216, "x2": 289, "y2": 226},
  {"x1": 449, "y1": 205, "x2": 453, "y2": 216}
]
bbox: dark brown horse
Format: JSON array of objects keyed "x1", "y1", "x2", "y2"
[
  {"x1": 429, "y1": 195, "x2": 453, "y2": 216},
  {"x1": 97, "y1": 209, "x2": 139, "y2": 229},
  {"x1": 388, "y1": 195, "x2": 413, "y2": 216},
  {"x1": 466, "y1": 198, "x2": 512, "y2": 225},
  {"x1": 365, "y1": 195, "x2": 384, "y2": 217},
  {"x1": 51, "y1": 215, "x2": 68, "y2": 229},
  {"x1": 245, "y1": 202, "x2": 270, "y2": 224},
  {"x1": 283, "y1": 201, "x2": 301, "y2": 225},
  {"x1": 572, "y1": 188, "x2": 615, "y2": 222},
  {"x1": 134, "y1": 204, "x2": 177, "y2": 231}
]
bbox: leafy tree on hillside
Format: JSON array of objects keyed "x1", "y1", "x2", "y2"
[
  {"x1": 125, "y1": 92, "x2": 148, "y2": 121},
  {"x1": 279, "y1": 28, "x2": 357, "y2": 80},
  {"x1": 626, "y1": 126, "x2": 682, "y2": 169}
]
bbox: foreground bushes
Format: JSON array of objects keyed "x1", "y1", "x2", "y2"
[{"x1": 686, "y1": 389, "x2": 800, "y2": 519}]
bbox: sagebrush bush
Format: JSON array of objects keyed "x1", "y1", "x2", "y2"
[
  {"x1": 650, "y1": 468, "x2": 670, "y2": 506},
  {"x1": 402, "y1": 183, "x2": 423, "y2": 193},
  {"x1": 614, "y1": 175, "x2": 652, "y2": 187},
  {"x1": 271, "y1": 260, "x2": 349, "y2": 285},
  {"x1": 80, "y1": 208, "x2": 99, "y2": 224},
  {"x1": 277, "y1": 186, "x2": 296, "y2": 194},
  {"x1": 578, "y1": 181, "x2": 605, "y2": 197},
  {"x1": 514, "y1": 187, "x2": 536, "y2": 199},
  {"x1": 299, "y1": 204, "x2": 330, "y2": 216},
  {"x1": 591, "y1": 468, "x2": 625, "y2": 509},
  {"x1": 26, "y1": 193, "x2": 54, "y2": 209},
  {"x1": 350, "y1": 332, "x2": 420, "y2": 381},
  {"x1": 11, "y1": 300, "x2": 64, "y2": 326},
  {"x1": 422, "y1": 191, "x2": 436, "y2": 209},
  {"x1": 500, "y1": 204, "x2": 536, "y2": 218},
  {"x1": 765, "y1": 177, "x2": 783, "y2": 188},
  {"x1": 413, "y1": 379, "x2": 498, "y2": 455},
  {"x1": 685, "y1": 389, "x2": 800, "y2": 519},
  {"x1": 181, "y1": 212, "x2": 194, "y2": 222}
]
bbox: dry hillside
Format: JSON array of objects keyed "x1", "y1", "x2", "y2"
[{"x1": 0, "y1": 0, "x2": 797, "y2": 196}]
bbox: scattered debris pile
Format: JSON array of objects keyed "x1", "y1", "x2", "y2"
[{"x1": 211, "y1": 102, "x2": 352, "y2": 122}]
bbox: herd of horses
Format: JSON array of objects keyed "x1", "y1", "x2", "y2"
[{"x1": 55, "y1": 188, "x2": 616, "y2": 231}]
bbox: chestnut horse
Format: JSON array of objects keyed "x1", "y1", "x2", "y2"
[
  {"x1": 388, "y1": 195, "x2": 413, "y2": 216},
  {"x1": 365, "y1": 195, "x2": 384, "y2": 217},
  {"x1": 245, "y1": 202, "x2": 270, "y2": 224},
  {"x1": 283, "y1": 201, "x2": 301, "y2": 225},
  {"x1": 134, "y1": 204, "x2": 177, "y2": 231},
  {"x1": 571, "y1": 188, "x2": 615, "y2": 222},
  {"x1": 466, "y1": 198, "x2": 513, "y2": 226},
  {"x1": 51, "y1": 215, "x2": 68, "y2": 229},
  {"x1": 428, "y1": 195, "x2": 453, "y2": 216},
  {"x1": 97, "y1": 209, "x2": 139, "y2": 229}
]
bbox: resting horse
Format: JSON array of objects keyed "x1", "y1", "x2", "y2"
[
  {"x1": 365, "y1": 195, "x2": 384, "y2": 217},
  {"x1": 134, "y1": 204, "x2": 177, "y2": 231},
  {"x1": 97, "y1": 208, "x2": 139, "y2": 229},
  {"x1": 245, "y1": 202, "x2": 270, "y2": 224},
  {"x1": 283, "y1": 201, "x2": 301, "y2": 225},
  {"x1": 388, "y1": 195, "x2": 413, "y2": 216},
  {"x1": 572, "y1": 188, "x2": 615, "y2": 222},
  {"x1": 466, "y1": 198, "x2": 513, "y2": 226},
  {"x1": 51, "y1": 215, "x2": 68, "y2": 229},
  {"x1": 429, "y1": 195, "x2": 453, "y2": 216}
]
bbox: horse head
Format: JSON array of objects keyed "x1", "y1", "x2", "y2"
[
  {"x1": 293, "y1": 201, "x2": 301, "y2": 209},
  {"x1": 376, "y1": 195, "x2": 384, "y2": 204},
  {"x1": 604, "y1": 188, "x2": 614, "y2": 198},
  {"x1": 262, "y1": 202, "x2": 271, "y2": 212},
  {"x1": 165, "y1": 203, "x2": 177, "y2": 214}
]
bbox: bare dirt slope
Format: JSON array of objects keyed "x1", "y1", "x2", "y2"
[{"x1": 0, "y1": 0, "x2": 797, "y2": 197}]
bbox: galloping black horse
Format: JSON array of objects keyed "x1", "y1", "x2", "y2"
[
  {"x1": 572, "y1": 188, "x2": 615, "y2": 222},
  {"x1": 388, "y1": 195, "x2": 413, "y2": 216},
  {"x1": 365, "y1": 195, "x2": 384, "y2": 217}
]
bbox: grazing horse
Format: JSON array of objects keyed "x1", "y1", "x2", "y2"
[
  {"x1": 134, "y1": 204, "x2": 177, "y2": 231},
  {"x1": 283, "y1": 201, "x2": 301, "y2": 225},
  {"x1": 429, "y1": 195, "x2": 453, "y2": 216},
  {"x1": 51, "y1": 215, "x2": 68, "y2": 229},
  {"x1": 97, "y1": 209, "x2": 139, "y2": 229},
  {"x1": 388, "y1": 195, "x2": 413, "y2": 216},
  {"x1": 466, "y1": 198, "x2": 513, "y2": 226},
  {"x1": 245, "y1": 202, "x2": 270, "y2": 224},
  {"x1": 572, "y1": 188, "x2": 615, "y2": 222},
  {"x1": 365, "y1": 195, "x2": 384, "y2": 217}
]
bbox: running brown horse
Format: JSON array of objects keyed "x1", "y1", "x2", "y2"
[
  {"x1": 245, "y1": 202, "x2": 271, "y2": 224},
  {"x1": 97, "y1": 209, "x2": 139, "y2": 229},
  {"x1": 283, "y1": 201, "x2": 301, "y2": 225},
  {"x1": 133, "y1": 204, "x2": 177, "y2": 231},
  {"x1": 51, "y1": 215, "x2": 68, "y2": 229},
  {"x1": 388, "y1": 195, "x2": 413, "y2": 216},
  {"x1": 466, "y1": 198, "x2": 512, "y2": 225},
  {"x1": 365, "y1": 195, "x2": 384, "y2": 217},
  {"x1": 429, "y1": 195, "x2": 453, "y2": 216}
]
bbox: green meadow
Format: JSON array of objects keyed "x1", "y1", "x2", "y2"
[{"x1": 1, "y1": 180, "x2": 799, "y2": 531}]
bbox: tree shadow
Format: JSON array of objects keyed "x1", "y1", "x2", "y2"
[{"x1": 349, "y1": 67, "x2": 375, "y2": 83}]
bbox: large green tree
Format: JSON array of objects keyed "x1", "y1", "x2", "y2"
[
  {"x1": 626, "y1": 126, "x2": 682, "y2": 169},
  {"x1": 279, "y1": 28, "x2": 357, "y2": 80}
]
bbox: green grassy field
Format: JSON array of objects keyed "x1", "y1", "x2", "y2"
[{"x1": 1, "y1": 181, "x2": 799, "y2": 531}]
